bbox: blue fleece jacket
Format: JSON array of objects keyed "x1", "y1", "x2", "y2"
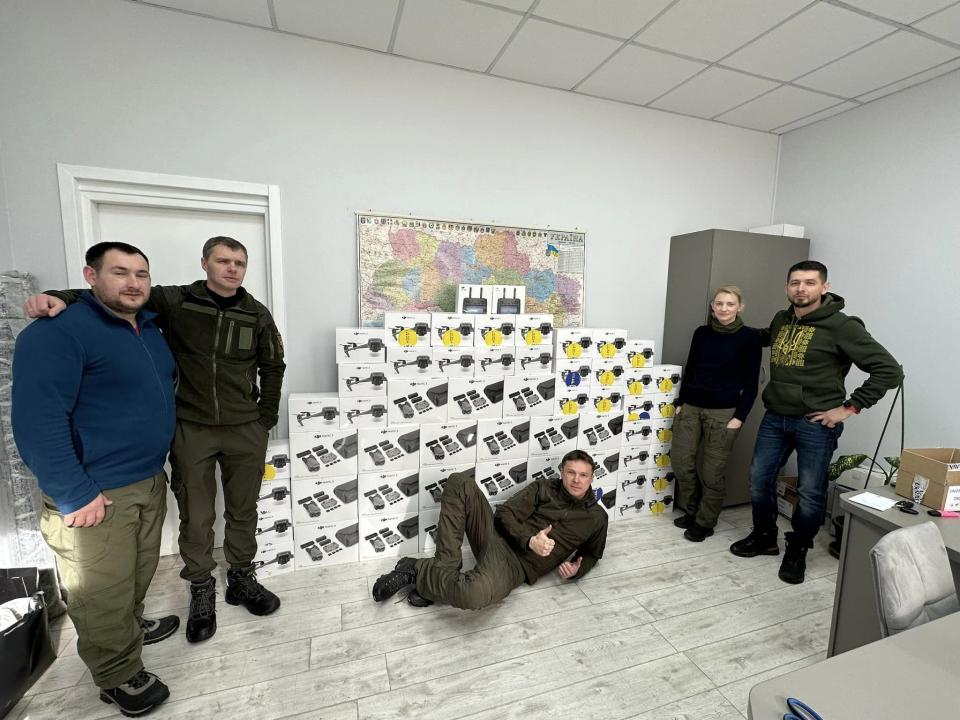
[{"x1": 12, "y1": 291, "x2": 176, "y2": 513}]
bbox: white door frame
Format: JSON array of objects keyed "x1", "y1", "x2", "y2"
[{"x1": 56, "y1": 163, "x2": 286, "y2": 340}]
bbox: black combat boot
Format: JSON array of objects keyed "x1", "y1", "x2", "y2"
[
  {"x1": 225, "y1": 565, "x2": 281, "y2": 616},
  {"x1": 778, "y1": 532, "x2": 811, "y2": 584},
  {"x1": 729, "y1": 527, "x2": 780, "y2": 557},
  {"x1": 372, "y1": 557, "x2": 418, "y2": 602},
  {"x1": 185, "y1": 576, "x2": 217, "y2": 643}
]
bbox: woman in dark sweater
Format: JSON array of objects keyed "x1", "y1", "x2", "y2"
[{"x1": 672, "y1": 286, "x2": 761, "y2": 541}]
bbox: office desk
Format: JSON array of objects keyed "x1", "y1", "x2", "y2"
[
  {"x1": 828, "y1": 485, "x2": 960, "y2": 656},
  {"x1": 748, "y1": 612, "x2": 960, "y2": 719}
]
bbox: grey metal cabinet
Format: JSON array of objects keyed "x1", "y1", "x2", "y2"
[{"x1": 662, "y1": 229, "x2": 810, "y2": 506}]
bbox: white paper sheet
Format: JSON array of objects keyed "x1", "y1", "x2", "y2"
[{"x1": 847, "y1": 491, "x2": 899, "y2": 511}]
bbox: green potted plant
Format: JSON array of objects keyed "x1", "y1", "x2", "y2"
[{"x1": 828, "y1": 454, "x2": 900, "y2": 557}]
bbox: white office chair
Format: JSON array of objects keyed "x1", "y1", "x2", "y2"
[{"x1": 869, "y1": 521, "x2": 959, "y2": 637}]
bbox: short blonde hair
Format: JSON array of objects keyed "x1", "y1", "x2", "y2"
[{"x1": 712, "y1": 285, "x2": 744, "y2": 307}]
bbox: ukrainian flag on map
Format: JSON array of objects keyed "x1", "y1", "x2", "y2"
[{"x1": 546, "y1": 244, "x2": 559, "y2": 257}]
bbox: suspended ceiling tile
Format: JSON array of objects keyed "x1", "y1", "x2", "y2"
[
  {"x1": 273, "y1": 0, "x2": 399, "y2": 51},
  {"x1": 490, "y1": 17, "x2": 622, "y2": 89},
  {"x1": 577, "y1": 45, "x2": 707, "y2": 105},
  {"x1": 395, "y1": 0, "x2": 520, "y2": 71},
  {"x1": 479, "y1": 0, "x2": 535, "y2": 11},
  {"x1": 145, "y1": 0, "x2": 273, "y2": 27},
  {"x1": 635, "y1": 0, "x2": 810, "y2": 62},
  {"x1": 772, "y1": 101, "x2": 860, "y2": 133},
  {"x1": 716, "y1": 85, "x2": 842, "y2": 131},
  {"x1": 723, "y1": 3, "x2": 893, "y2": 81},
  {"x1": 533, "y1": 0, "x2": 675, "y2": 39},
  {"x1": 650, "y1": 66, "x2": 780, "y2": 119},
  {"x1": 840, "y1": 0, "x2": 957, "y2": 25},
  {"x1": 914, "y1": 2, "x2": 960, "y2": 43},
  {"x1": 856, "y1": 56, "x2": 960, "y2": 101},
  {"x1": 796, "y1": 30, "x2": 959, "y2": 97}
]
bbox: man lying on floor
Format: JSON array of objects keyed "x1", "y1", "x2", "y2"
[{"x1": 372, "y1": 449, "x2": 609, "y2": 610}]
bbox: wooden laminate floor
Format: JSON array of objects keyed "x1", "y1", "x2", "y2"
[{"x1": 12, "y1": 506, "x2": 837, "y2": 720}]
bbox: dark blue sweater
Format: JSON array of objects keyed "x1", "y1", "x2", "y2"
[
  {"x1": 12, "y1": 292, "x2": 176, "y2": 513},
  {"x1": 678, "y1": 324, "x2": 762, "y2": 421}
]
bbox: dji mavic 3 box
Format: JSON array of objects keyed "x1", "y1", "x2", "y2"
[
  {"x1": 337, "y1": 363, "x2": 389, "y2": 397},
  {"x1": 256, "y1": 478, "x2": 292, "y2": 522},
  {"x1": 357, "y1": 425, "x2": 420, "y2": 473},
  {"x1": 263, "y1": 440, "x2": 291, "y2": 482},
  {"x1": 592, "y1": 328, "x2": 629, "y2": 360},
  {"x1": 336, "y1": 328, "x2": 387, "y2": 363},
  {"x1": 475, "y1": 347, "x2": 517, "y2": 377},
  {"x1": 389, "y1": 347, "x2": 436, "y2": 377},
  {"x1": 430, "y1": 313, "x2": 476, "y2": 348},
  {"x1": 514, "y1": 313, "x2": 554, "y2": 348},
  {"x1": 576, "y1": 412, "x2": 624, "y2": 454},
  {"x1": 475, "y1": 458, "x2": 528, "y2": 504},
  {"x1": 420, "y1": 420, "x2": 478, "y2": 467},
  {"x1": 387, "y1": 377, "x2": 448, "y2": 425},
  {"x1": 624, "y1": 339, "x2": 656, "y2": 368},
  {"x1": 433, "y1": 347, "x2": 477, "y2": 377},
  {"x1": 419, "y1": 464, "x2": 474, "y2": 511},
  {"x1": 474, "y1": 314, "x2": 518, "y2": 348},
  {"x1": 358, "y1": 470, "x2": 419, "y2": 517},
  {"x1": 290, "y1": 427, "x2": 358, "y2": 479},
  {"x1": 340, "y1": 397, "x2": 389, "y2": 429},
  {"x1": 359, "y1": 512, "x2": 420, "y2": 560},
  {"x1": 447, "y1": 377, "x2": 504, "y2": 420},
  {"x1": 291, "y1": 475, "x2": 359, "y2": 524},
  {"x1": 503, "y1": 374, "x2": 554, "y2": 418},
  {"x1": 476, "y1": 417, "x2": 530, "y2": 463},
  {"x1": 293, "y1": 519, "x2": 360, "y2": 569},
  {"x1": 528, "y1": 415, "x2": 579, "y2": 458},
  {"x1": 554, "y1": 328, "x2": 595, "y2": 360},
  {"x1": 289, "y1": 393, "x2": 341, "y2": 431},
  {"x1": 383, "y1": 312, "x2": 432, "y2": 349}
]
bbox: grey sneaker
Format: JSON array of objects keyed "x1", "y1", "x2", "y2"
[
  {"x1": 140, "y1": 615, "x2": 180, "y2": 645},
  {"x1": 99, "y1": 669, "x2": 169, "y2": 717}
]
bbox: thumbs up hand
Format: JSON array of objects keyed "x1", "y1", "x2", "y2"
[{"x1": 529, "y1": 524, "x2": 556, "y2": 557}]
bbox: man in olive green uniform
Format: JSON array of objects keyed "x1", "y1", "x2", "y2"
[
  {"x1": 372, "y1": 449, "x2": 608, "y2": 609},
  {"x1": 26, "y1": 236, "x2": 286, "y2": 642}
]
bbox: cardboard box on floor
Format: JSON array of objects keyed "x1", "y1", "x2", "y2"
[
  {"x1": 895, "y1": 448, "x2": 960, "y2": 511},
  {"x1": 777, "y1": 475, "x2": 799, "y2": 519}
]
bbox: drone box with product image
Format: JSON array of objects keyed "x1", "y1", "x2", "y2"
[
  {"x1": 576, "y1": 412, "x2": 624, "y2": 454},
  {"x1": 292, "y1": 518, "x2": 360, "y2": 569},
  {"x1": 430, "y1": 313, "x2": 476, "y2": 348},
  {"x1": 340, "y1": 397, "x2": 389, "y2": 429},
  {"x1": 589, "y1": 389, "x2": 624, "y2": 416},
  {"x1": 624, "y1": 338, "x2": 656, "y2": 368},
  {"x1": 646, "y1": 470, "x2": 676, "y2": 513},
  {"x1": 290, "y1": 427, "x2": 358, "y2": 479},
  {"x1": 650, "y1": 418, "x2": 674, "y2": 444},
  {"x1": 289, "y1": 392, "x2": 341, "y2": 431},
  {"x1": 620, "y1": 447, "x2": 652, "y2": 472},
  {"x1": 619, "y1": 467, "x2": 649, "y2": 500},
  {"x1": 650, "y1": 364, "x2": 683, "y2": 397},
  {"x1": 514, "y1": 313, "x2": 554, "y2": 348},
  {"x1": 359, "y1": 511, "x2": 420, "y2": 560},
  {"x1": 475, "y1": 458, "x2": 528, "y2": 504},
  {"x1": 647, "y1": 393, "x2": 680, "y2": 421},
  {"x1": 649, "y1": 442, "x2": 672, "y2": 470},
  {"x1": 419, "y1": 463, "x2": 474, "y2": 511},
  {"x1": 253, "y1": 522, "x2": 296, "y2": 579},
  {"x1": 336, "y1": 327, "x2": 387, "y2": 363},
  {"x1": 624, "y1": 397, "x2": 656, "y2": 422},
  {"x1": 476, "y1": 417, "x2": 530, "y2": 463},
  {"x1": 358, "y1": 470, "x2": 419, "y2": 517},
  {"x1": 623, "y1": 368, "x2": 655, "y2": 398},
  {"x1": 895, "y1": 448, "x2": 960, "y2": 511},
  {"x1": 357, "y1": 425, "x2": 420, "y2": 473},
  {"x1": 491, "y1": 285, "x2": 526, "y2": 315},
  {"x1": 616, "y1": 490, "x2": 649, "y2": 521},
  {"x1": 592, "y1": 480, "x2": 619, "y2": 520},
  {"x1": 526, "y1": 454, "x2": 562, "y2": 485},
  {"x1": 387, "y1": 377, "x2": 448, "y2": 425},
  {"x1": 528, "y1": 415, "x2": 579, "y2": 458},
  {"x1": 593, "y1": 359, "x2": 628, "y2": 393},
  {"x1": 503, "y1": 373, "x2": 554, "y2": 418},
  {"x1": 553, "y1": 389, "x2": 591, "y2": 418},
  {"x1": 256, "y1": 479, "x2": 292, "y2": 522},
  {"x1": 554, "y1": 328, "x2": 595, "y2": 360},
  {"x1": 337, "y1": 363, "x2": 389, "y2": 397},
  {"x1": 515, "y1": 347, "x2": 554, "y2": 374},
  {"x1": 473, "y1": 314, "x2": 518, "y2": 349},
  {"x1": 263, "y1": 440, "x2": 291, "y2": 482},
  {"x1": 592, "y1": 328, "x2": 629, "y2": 360},
  {"x1": 418, "y1": 507, "x2": 441, "y2": 553},
  {"x1": 389, "y1": 347, "x2": 436, "y2": 377},
  {"x1": 591, "y1": 449, "x2": 621, "y2": 484},
  {"x1": 384, "y1": 312, "x2": 432, "y2": 349},
  {"x1": 447, "y1": 376, "x2": 505, "y2": 420},
  {"x1": 291, "y1": 475, "x2": 359, "y2": 524},
  {"x1": 475, "y1": 347, "x2": 517, "y2": 377},
  {"x1": 555, "y1": 358, "x2": 594, "y2": 395},
  {"x1": 456, "y1": 283, "x2": 494, "y2": 316},
  {"x1": 622, "y1": 416, "x2": 655, "y2": 449},
  {"x1": 420, "y1": 420, "x2": 477, "y2": 467},
  {"x1": 433, "y1": 347, "x2": 477, "y2": 377}
]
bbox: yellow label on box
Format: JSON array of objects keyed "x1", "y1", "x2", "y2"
[
  {"x1": 396, "y1": 328, "x2": 419, "y2": 347},
  {"x1": 441, "y1": 328, "x2": 462, "y2": 347},
  {"x1": 630, "y1": 354, "x2": 647, "y2": 368},
  {"x1": 564, "y1": 343, "x2": 583, "y2": 359},
  {"x1": 561, "y1": 399, "x2": 580, "y2": 415},
  {"x1": 598, "y1": 370, "x2": 616, "y2": 386},
  {"x1": 483, "y1": 329, "x2": 504, "y2": 347},
  {"x1": 523, "y1": 328, "x2": 543, "y2": 346},
  {"x1": 658, "y1": 378, "x2": 674, "y2": 392},
  {"x1": 598, "y1": 343, "x2": 617, "y2": 359}
]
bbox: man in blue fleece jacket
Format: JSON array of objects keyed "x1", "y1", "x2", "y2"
[{"x1": 12, "y1": 242, "x2": 178, "y2": 718}]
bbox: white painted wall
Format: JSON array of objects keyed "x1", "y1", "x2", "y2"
[
  {"x1": 0, "y1": 0, "x2": 779, "y2": 407},
  {"x1": 775, "y1": 69, "x2": 960, "y2": 462}
]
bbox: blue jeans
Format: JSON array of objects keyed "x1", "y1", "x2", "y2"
[{"x1": 749, "y1": 411, "x2": 843, "y2": 544}]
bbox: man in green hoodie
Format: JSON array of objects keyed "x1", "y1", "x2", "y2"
[
  {"x1": 370, "y1": 449, "x2": 608, "y2": 610},
  {"x1": 730, "y1": 261, "x2": 902, "y2": 584}
]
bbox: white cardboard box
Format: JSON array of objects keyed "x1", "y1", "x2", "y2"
[
  {"x1": 527, "y1": 454, "x2": 561, "y2": 484},
  {"x1": 503, "y1": 373, "x2": 554, "y2": 417},
  {"x1": 576, "y1": 412, "x2": 625, "y2": 454},
  {"x1": 419, "y1": 507, "x2": 441, "y2": 552},
  {"x1": 592, "y1": 328, "x2": 629, "y2": 360},
  {"x1": 357, "y1": 425, "x2": 420, "y2": 473},
  {"x1": 256, "y1": 479, "x2": 293, "y2": 522},
  {"x1": 289, "y1": 393, "x2": 341, "y2": 431},
  {"x1": 622, "y1": 417, "x2": 656, "y2": 449},
  {"x1": 456, "y1": 283, "x2": 494, "y2": 316},
  {"x1": 447, "y1": 377, "x2": 504, "y2": 420},
  {"x1": 387, "y1": 377, "x2": 448, "y2": 425},
  {"x1": 515, "y1": 346, "x2": 554, "y2": 374},
  {"x1": 648, "y1": 393, "x2": 681, "y2": 420},
  {"x1": 553, "y1": 389, "x2": 592, "y2": 417},
  {"x1": 623, "y1": 368, "x2": 656, "y2": 398},
  {"x1": 389, "y1": 347, "x2": 437, "y2": 377},
  {"x1": 263, "y1": 440, "x2": 291, "y2": 482},
  {"x1": 474, "y1": 314, "x2": 518, "y2": 348},
  {"x1": 650, "y1": 364, "x2": 683, "y2": 397},
  {"x1": 293, "y1": 519, "x2": 360, "y2": 569},
  {"x1": 528, "y1": 415, "x2": 579, "y2": 457},
  {"x1": 621, "y1": 447, "x2": 652, "y2": 472},
  {"x1": 592, "y1": 476, "x2": 619, "y2": 519},
  {"x1": 476, "y1": 458, "x2": 528, "y2": 503},
  {"x1": 290, "y1": 428, "x2": 358, "y2": 479},
  {"x1": 554, "y1": 358, "x2": 593, "y2": 394},
  {"x1": 592, "y1": 449, "x2": 621, "y2": 484},
  {"x1": 514, "y1": 314, "x2": 554, "y2": 348},
  {"x1": 420, "y1": 420, "x2": 478, "y2": 467},
  {"x1": 651, "y1": 418, "x2": 674, "y2": 444},
  {"x1": 554, "y1": 328, "x2": 595, "y2": 360},
  {"x1": 336, "y1": 327, "x2": 387, "y2": 363},
  {"x1": 650, "y1": 442, "x2": 672, "y2": 471},
  {"x1": 624, "y1": 339, "x2": 656, "y2": 368},
  {"x1": 358, "y1": 470, "x2": 419, "y2": 516},
  {"x1": 359, "y1": 512, "x2": 420, "y2": 560},
  {"x1": 337, "y1": 363, "x2": 389, "y2": 397},
  {"x1": 476, "y1": 347, "x2": 517, "y2": 377},
  {"x1": 291, "y1": 476, "x2": 359, "y2": 524},
  {"x1": 624, "y1": 397, "x2": 656, "y2": 421},
  {"x1": 340, "y1": 397, "x2": 390, "y2": 429},
  {"x1": 433, "y1": 347, "x2": 477, "y2": 377},
  {"x1": 616, "y1": 480, "x2": 649, "y2": 521},
  {"x1": 749, "y1": 223, "x2": 805, "y2": 237},
  {"x1": 490, "y1": 285, "x2": 525, "y2": 315},
  {"x1": 619, "y1": 467, "x2": 650, "y2": 497},
  {"x1": 384, "y1": 312, "x2": 432, "y2": 349},
  {"x1": 254, "y1": 525, "x2": 296, "y2": 578},
  {"x1": 430, "y1": 313, "x2": 476, "y2": 348},
  {"x1": 476, "y1": 417, "x2": 530, "y2": 463},
  {"x1": 593, "y1": 359, "x2": 628, "y2": 392},
  {"x1": 590, "y1": 389, "x2": 625, "y2": 416},
  {"x1": 419, "y1": 464, "x2": 474, "y2": 511}
]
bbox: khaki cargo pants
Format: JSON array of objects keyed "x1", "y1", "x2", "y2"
[
  {"x1": 40, "y1": 471, "x2": 166, "y2": 689},
  {"x1": 671, "y1": 404, "x2": 741, "y2": 529},
  {"x1": 169, "y1": 419, "x2": 269, "y2": 582},
  {"x1": 415, "y1": 473, "x2": 526, "y2": 610}
]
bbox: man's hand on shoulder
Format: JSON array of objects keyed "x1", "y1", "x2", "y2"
[
  {"x1": 528, "y1": 524, "x2": 555, "y2": 557},
  {"x1": 63, "y1": 493, "x2": 113, "y2": 528},
  {"x1": 807, "y1": 406, "x2": 855, "y2": 428},
  {"x1": 557, "y1": 557, "x2": 582, "y2": 580},
  {"x1": 24, "y1": 294, "x2": 67, "y2": 318}
]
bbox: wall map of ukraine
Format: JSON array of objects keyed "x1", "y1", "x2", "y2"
[{"x1": 357, "y1": 215, "x2": 584, "y2": 328}]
